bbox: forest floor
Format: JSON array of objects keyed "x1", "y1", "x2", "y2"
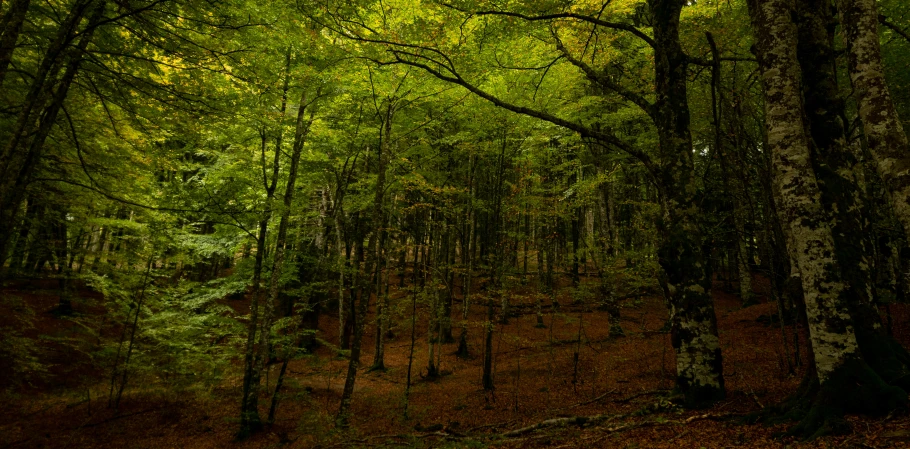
[{"x1": 2, "y1": 275, "x2": 910, "y2": 448}]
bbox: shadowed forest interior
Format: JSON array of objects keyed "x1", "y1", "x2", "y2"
[{"x1": 3, "y1": 0, "x2": 910, "y2": 447}]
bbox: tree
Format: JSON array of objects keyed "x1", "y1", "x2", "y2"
[{"x1": 748, "y1": 0, "x2": 907, "y2": 437}]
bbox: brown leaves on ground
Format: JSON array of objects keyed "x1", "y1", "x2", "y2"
[{"x1": 2, "y1": 275, "x2": 910, "y2": 448}]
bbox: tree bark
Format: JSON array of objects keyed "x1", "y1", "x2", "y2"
[
  {"x1": 797, "y1": 0, "x2": 875, "y2": 318},
  {"x1": 652, "y1": 0, "x2": 724, "y2": 406},
  {"x1": 836, "y1": 0, "x2": 910, "y2": 239},
  {"x1": 749, "y1": 0, "x2": 907, "y2": 437}
]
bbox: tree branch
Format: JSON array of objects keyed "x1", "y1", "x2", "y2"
[
  {"x1": 442, "y1": 4, "x2": 656, "y2": 48},
  {"x1": 880, "y1": 14, "x2": 910, "y2": 45},
  {"x1": 551, "y1": 29, "x2": 654, "y2": 118},
  {"x1": 383, "y1": 49, "x2": 656, "y2": 174}
]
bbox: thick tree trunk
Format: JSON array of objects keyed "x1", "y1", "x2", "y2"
[
  {"x1": 836, "y1": 0, "x2": 910, "y2": 238},
  {"x1": 749, "y1": 0, "x2": 906, "y2": 438},
  {"x1": 652, "y1": 0, "x2": 724, "y2": 406},
  {"x1": 797, "y1": 0, "x2": 875, "y2": 317},
  {"x1": 751, "y1": 0, "x2": 859, "y2": 385}
]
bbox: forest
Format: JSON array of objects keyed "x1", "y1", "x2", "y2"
[{"x1": 2, "y1": 0, "x2": 910, "y2": 447}]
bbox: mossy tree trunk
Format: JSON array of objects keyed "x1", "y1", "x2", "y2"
[
  {"x1": 749, "y1": 0, "x2": 907, "y2": 438},
  {"x1": 796, "y1": 0, "x2": 876, "y2": 324},
  {"x1": 652, "y1": 0, "x2": 725, "y2": 406},
  {"x1": 836, "y1": 0, "x2": 910, "y2": 239}
]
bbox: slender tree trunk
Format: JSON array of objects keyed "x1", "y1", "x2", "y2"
[
  {"x1": 258, "y1": 86, "x2": 318, "y2": 423},
  {"x1": 457, "y1": 155, "x2": 475, "y2": 357},
  {"x1": 441, "y1": 225, "x2": 455, "y2": 342},
  {"x1": 0, "y1": 0, "x2": 104, "y2": 270},
  {"x1": 8, "y1": 195, "x2": 37, "y2": 273},
  {"x1": 482, "y1": 299, "x2": 495, "y2": 394},
  {"x1": 0, "y1": 0, "x2": 31, "y2": 88},
  {"x1": 337, "y1": 100, "x2": 392, "y2": 427},
  {"x1": 535, "y1": 226, "x2": 547, "y2": 329},
  {"x1": 239, "y1": 53, "x2": 292, "y2": 434},
  {"x1": 369, "y1": 237, "x2": 390, "y2": 370},
  {"x1": 708, "y1": 33, "x2": 754, "y2": 306},
  {"x1": 112, "y1": 259, "x2": 152, "y2": 410}
]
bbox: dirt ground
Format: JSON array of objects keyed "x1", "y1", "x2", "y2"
[{"x1": 2, "y1": 275, "x2": 910, "y2": 449}]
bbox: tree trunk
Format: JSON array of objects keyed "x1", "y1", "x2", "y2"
[
  {"x1": 652, "y1": 0, "x2": 724, "y2": 406},
  {"x1": 238, "y1": 52, "x2": 293, "y2": 436},
  {"x1": 836, "y1": 0, "x2": 910, "y2": 239},
  {"x1": 748, "y1": 0, "x2": 906, "y2": 437},
  {"x1": 337, "y1": 99, "x2": 392, "y2": 427},
  {"x1": 0, "y1": 0, "x2": 104, "y2": 272},
  {"x1": 0, "y1": 0, "x2": 31, "y2": 88},
  {"x1": 258, "y1": 86, "x2": 318, "y2": 422},
  {"x1": 797, "y1": 0, "x2": 875, "y2": 318}
]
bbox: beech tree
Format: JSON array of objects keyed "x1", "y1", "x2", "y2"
[{"x1": 3, "y1": 0, "x2": 910, "y2": 443}]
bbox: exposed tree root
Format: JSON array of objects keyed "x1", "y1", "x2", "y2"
[
  {"x1": 791, "y1": 359, "x2": 906, "y2": 440},
  {"x1": 751, "y1": 355, "x2": 908, "y2": 440}
]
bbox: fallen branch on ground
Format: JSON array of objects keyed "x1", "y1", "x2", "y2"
[
  {"x1": 501, "y1": 411, "x2": 742, "y2": 439},
  {"x1": 504, "y1": 414, "x2": 622, "y2": 437}
]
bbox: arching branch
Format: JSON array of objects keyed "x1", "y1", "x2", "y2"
[
  {"x1": 442, "y1": 3, "x2": 656, "y2": 48},
  {"x1": 551, "y1": 29, "x2": 655, "y2": 118},
  {"x1": 383, "y1": 49, "x2": 657, "y2": 176}
]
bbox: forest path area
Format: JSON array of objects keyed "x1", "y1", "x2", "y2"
[{"x1": 2, "y1": 279, "x2": 910, "y2": 449}]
